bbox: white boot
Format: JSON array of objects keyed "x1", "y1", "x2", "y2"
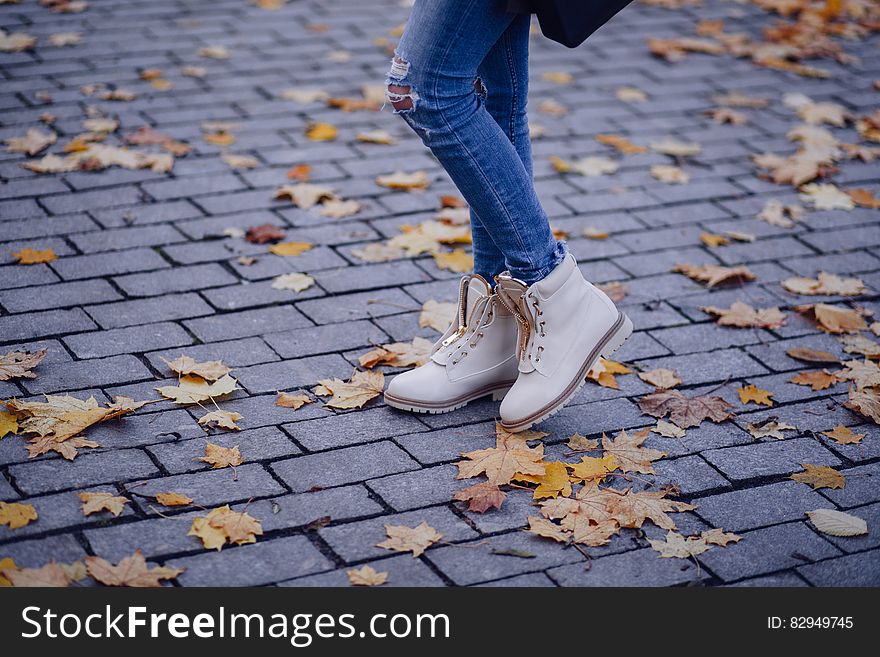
[
  {"x1": 384, "y1": 275, "x2": 519, "y2": 413},
  {"x1": 495, "y1": 254, "x2": 633, "y2": 432}
]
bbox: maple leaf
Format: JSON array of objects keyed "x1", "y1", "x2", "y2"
[
  {"x1": 156, "y1": 374, "x2": 238, "y2": 405},
  {"x1": 839, "y1": 335, "x2": 880, "y2": 359},
  {"x1": 672, "y1": 263, "x2": 756, "y2": 288},
  {"x1": 13, "y1": 247, "x2": 57, "y2": 264},
  {"x1": 846, "y1": 188, "x2": 880, "y2": 209},
  {"x1": 0, "y1": 557, "x2": 15, "y2": 587},
  {"x1": 198, "y1": 442, "x2": 243, "y2": 469},
  {"x1": 806, "y1": 509, "x2": 868, "y2": 537},
  {"x1": 638, "y1": 390, "x2": 735, "y2": 428},
  {"x1": 782, "y1": 272, "x2": 865, "y2": 296},
  {"x1": 376, "y1": 170, "x2": 431, "y2": 190},
  {"x1": 790, "y1": 464, "x2": 845, "y2": 490},
  {"x1": 550, "y1": 155, "x2": 618, "y2": 177},
  {"x1": 702, "y1": 302, "x2": 786, "y2": 329},
  {"x1": 452, "y1": 482, "x2": 506, "y2": 513},
  {"x1": 457, "y1": 428, "x2": 545, "y2": 486},
  {"x1": 314, "y1": 370, "x2": 384, "y2": 409},
  {"x1": 222, "y1": 153, "x2": 258, "y2": 170},
  {"x1": 357, "y1": 130, "x2": 395, "y2": 145},
  {"x1": 305, "y1": 122, "x2": 336, "y2": 141},
  {"x1": 701, "y1": 528, "x2": 742, "y2": 546},
  {"x1": 0, "y1": 410, "x2": 18, "y2": 439},
  {"x1": 271, "y1": 272, "x2": 315, "y2": 293},
  {"x1": 836, "y1": 359, "x2": 880, "y2": 389},
  {"x1": 786, "y1": 347, "x2": 838, "y2": 364},
  {"x1": 376, "y1": 521, "x2": 442, "y2": 557},
  {"x1": 320, "y1": 199, "x2": 361, "y2": 218},
  {"x1": 706, "y1": 107, "x2": 747, "y2": 125},
  {"x1": 162, "y1": 355, "x2": 231, "y2": 381},
  {"x1": 799, "y1": 183, "x2": 855, "y2": 211},
  {"x1": 651, "y1": 420, "x2": 686, "y2": 439},
  {"x1": 615, "y1": 86, "x2": 647, "y2": 102},
  {"x1": 5, "y1": 128, "x2": 56, "y2": 155},
  {"x1": 650, "y1": 138, "x2": 701, "y2": 157},
  {"x1": 273, "y1": 183, "x2": 336, "y2": 211},
  {"x1": 796, "y1": 304, "x2": 867, "y2": 334},
  {"x1": 0, "y1": 501, "x2": 38, "y2": 529},
  {"x1": 275, "y1": 392, "x2": 313, "y2": 410},
  {"x1": 649, "y1": 531, "x2": 712, "y2": 559},
  {"x1": 155, "y1": 492, "x2": 193, "y2": 507},
  {"x1": 358, "y1": 337, "x2": 433, "y2": 369},
  {"x1": 0, "y1": 562, "x2": 69, "y2": 588},
  {"x1": 347, "y1": 565, "x2": 388, "y2": 586},
  {"x1": 756, "y1": 200, "x2": 804, "y2": 228},
  {"x1": 638, "y1": 368, "x2": 682, "y2": 389},
  {"x1": 602, "y1": 430, "x2": 665, "y2": 475},
  {"x1": 244, "y1": 223, "x2": 287, "y2": 243},
  {"x1": 198, "y1": 410, "x2": 243, "y2": 431},
  {"x1": 85, "y1": 550, "x2": 184, "y2": 587},
  {"x1": 269, "y1": 241, "x2": 313, "y2": 257},
  {"x1": 566, "y1": 433, "x2": 599, "y2": 451},
  {"x1": 605, "y1": 488, "x2": 696, "y2": 530},
  {"x1": 844, "y1": 385, "x2": 880, "y2": 424},
  {"x1": 532, "y1": 461, "x2": 573, "y2": 500},
  {"x1": 652, "y1": 165, "x2": 690, "y2": 184},
  {"x1": 699, "y1": 232, "x2": 728, "y2": 247},
  {"x1": 0, "y1": 348, "x2": 47, "y2": 380},
  {"x1": 587, "y1": 358, "x2": 631, "y2": 389},
  {"x1": 746, "y1": 419, "x2": 797, "y2": 440},
  {"x1": 189, "y1": 506, "x2": 263, "y2": 550},
  {"x1": 595, "y1": 133, "x2": 647, "y2": 154},
  {"x1": 738, "y1": 384, "x2": 774, "y2": 407},
  {"x1": 526, "y1": 516, "x2": 571, "y2": 543},
  {"x1": 433, "y1": 248, "x2": 474, "y2": 273},
  {"x1": 568, "y1": 454, "x2": 619, "y2": 483},
  {"x1": 820, "y1": 425, "x2": 864, "y2": 445},
  {"x1": 788, "y1": 369, "x2": 838, "y2": 391},
  {"x1": 419, "y1": 299, "x2": 457, "y2": 333},
  {"x1": 79, "y1": 492, "x2": 129, "y2": 517}
]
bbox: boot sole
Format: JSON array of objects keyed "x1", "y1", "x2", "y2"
[
  {"x1": 384, "y1": 381, "x2": 517, "y2": 415},
  {"x1": 500, "y1": 312, "x2": 633, "y2": 433}
]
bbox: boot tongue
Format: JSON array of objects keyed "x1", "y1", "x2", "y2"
[{"x1": 495, "y1": 276, "x2": 527, "y2": 314}]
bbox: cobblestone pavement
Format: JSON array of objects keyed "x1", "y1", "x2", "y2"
[{"x1": 1, "y1": 0, "x2": 878, "y2": 587}]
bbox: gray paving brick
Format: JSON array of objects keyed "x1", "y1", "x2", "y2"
[
  {"x1": 700, "y1": 521, "x2": 840, "y2": 582},
  {"x1": 283, "y1": 406, "x2": 428, "y2": 451},
  {"x1": 549, "y1": 546, "x2": 706, "y2": 586},
  {"x1": 235, "y1": 353, "x2": 353, "y2": 394},
  {"x1": 64, "y1": 322, "x2": 193, "y2": 358},
  {"x1": 85, "y1": 293, "x2": 214, "y2": 329},
  {"x1": 168, "y1": 536, "x2": 331, "y2": 586},
  {"x1": 239, "y1": 485, "x2": 383, "y2": 533},
  {"x1": 86, "y1": 409, "x2": 205, "y2": 450},
  {"x1": 8, "y1": 448, "x2": 159, "y2": 496},
  {"x1": 476, "y1": 572, "x2": 558, "y2": 587},
  {"x1": 52, "y1": 248, "x2": 171, "y2": 281},
  {"x1": 694, "y1": 481, "x2": 829, "y2": 532},
  {"x1": 262, "y1": 319, "x2": 389, "y2": 359},
  {"x1": 0, "y1": 475, "x2": 17, "y2": 501},
  {"x1": 69, "y1": 224, "x2": 187, "y2": 254},
  {"x1": 797, "y1": 549, "x2": 880, "y2": 587},
  {"x1": 727, "y1": 572, "x2": 809, "y2": 587},
  {"x1": 319, "y1": 506, "x2": 477, "y2": 564},
  {"x1": 703, "y1": 437, "x2": 841, "y2": 482},
  {"x1": 146, "y1": 337, "x2": 278, "y2": 371},
  {"x1": 0, "y1": 534, "x2": 87, "y2": 568},
  {"x1": 653, "y1": 454, "x2": 731, "y2": 495},
  {"x1": 819, "y1": 462, "x2": 880, "y2": 509},
  {"x1": 0, "y1": 279, "x2": 121, "y2": 313},
  {"x1": 0, "y1": 308, "x2": 96, "y2": 343},
  {"x1": 113, "y1": 263, "x2": 238, "y2": 297},
  {"x1": 296, "y1": 288, "x2": 418, "y2": 324},
  {"x1": 20, "y1": 354, "x2": 153, "y2": 394},
  {"x1": 368, "y1": 464, "x2": 468, "y2": 512},
  {"x1": 271, "y1": 441, "x2": 420, "y2": 493},
  {"x1": 184, "y1": 305, "x2": 312, "y2": 342}
]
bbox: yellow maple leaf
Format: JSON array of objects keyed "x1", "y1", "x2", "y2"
[
  {"x1": 268, "y1": 241, "x2": 313, "y2": 257},
  {"x1": 155, "y1": 492, "x2": 193, "y2": 507},
  {"x1": 532, "y1": 461, "x2": 573, "y2": 500},
  {"x1": 78, "y1": 492, "x2": 129, "y2": 517},
  {"x1": 738, "y1": 384, "x2": 774, "y2": 406},
  {"x1": 189, "y1": 506, "x2": 262, "y2": 551},
  {"x1": 13, "y1": 247, "x2": 57, "y2": 264},
  {"x1": 314, "y1": 370, "x2": 384, "y2": 409},
  {"x1": 568, "y1": 454, "x2": 619, "y2": 484},
  {"x1": 432, "y1": 248, "x2": 473, "y2": 273},
  {"x1": 305, "y1": 122, "x2": 337, "y2": 141},
  {"x1": 376, "y1": 521, "x2": 442, "y2": 557},
  {"x1": 457, "y1": 430, "x2": 545, "y2": 486},
  {"x1": 198, "y1": 442, "x2": 243, "y2": 469},
  {"x1": 275, "y1": 392, "x2": 313, "y2": 409},
  {"x1": 0, "y1": 411, "x2": 19, "y2": 438},
  {"x1": 0, "y1": 501, "x2": 38, "y2": 529},
  {"x1": 347, "y1": 565, "x2": 388, "y2": 586},
  {"x1": 156, "y1": 374, "x2": 238, "y2": 404},
  {"x1": 790, "y1": 463, "x2": 845, "y2": 490},
  {"x1": 820, "y1": 424, "x2": 864, "y2": 445}
]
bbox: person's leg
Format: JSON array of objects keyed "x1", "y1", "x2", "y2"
[
  {"x1": 468, "y1": 12, "x2": 537, "y2": 282},
  {"x1": 387, "y1": 0, "x2": 564, "y2": 285}
]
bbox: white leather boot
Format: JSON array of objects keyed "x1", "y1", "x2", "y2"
[
  {"x1": 384, "y1": 275, "x2": 520, "y2": 413},
  {"x1": 495, "y1": 254, "x2": 633, "y2": 432}
]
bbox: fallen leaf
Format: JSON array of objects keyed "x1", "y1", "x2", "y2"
[
  {"x1": 452, "y1": 482, "x2": 506, "y2": 512},
  {"x1": 602, "y1": 430, "x2": 665, "y2": 475},
  {"x1": 0, "y1": 349, "x2": 47, "y2": 380},
  {"x1": 649, "y1": 531, "x2": 712, "y2": 558},
  {"x1": 376, "y1": 170, "x2": 431, "y2": 190},
  {"x1": 358, "y1": 337, "x2": 433, "y2": 369},
  {"x1": 79, "y1": 492, "x2": 128, "y2": 517},
  {"x1": 13, "y1": 248, "x2": 57, "y2": 264},
  {"x1": 347, "y1": 565, "x2": 387, "y2": 586},
  {"x1": 5, "y1": 128, "x2": 56, "y2": 155},
  {"x1": 567, "y1": 454, "x2": 619, "y2": 483},
  {"x1": 356, "y1": 129, "x2": 395, "y2": 144},
  {"x1": 376, "y1": 521, "x2": 442, "y2": 557},
  {"x1": 0, "y1": 501, "x2": 38, "y2": 529},
  {"x1": 706, "y1": 107, "x2": 747, "y2": 125},
  {"x1": 156, "y1": 374, "x2": 238, "y2": 405},
  {"x1": 797, "y1": 304, "x2": 867, "y2": 334},
  {"x1": 273, "y1": 184, "x2": 334, "y2": 209},
  {"x1": 820, "y1": 424, "x2": 864, "y2": 445},
  {"x1": 651, "y1": 420, "x2": 686, "y2": 439},
  {"x1": 271, "y1": 272, "x2": 315, "y2": 292},
  {"x1": 314, "y1": 370, "x2": 384, "y2": 409},
  {"x1": 0, "y1": 411, "x2": 18, "y2": 439},
  {"x1": 652, "y1": 165, "x2": 690, "y2": 184},
  {"x1": 700, "y1": 232, "x2": 728, "y2": 247},
  {"x1": 790, "y1": 464, "x2": 845, "y2": 490},
  {"x1": 782, "y1": 272, "x2": 865, "y2": 296},
  {"x1": 85, "y1": 550, "x2": 184, "y2": 587},
  {"x1": 799, "y1": 183, "x2": 855, "y2": 211},
  {"x1": 566, "y1": 433, "x2": 599, "y2": 451},
  {"x1": 789, "y1": 370, "x2": 838, "y2": 391},
  {"x1": 319, "y1": 199, "x2": 361, "y2": 218},
  {"x1": 840, "y1": 359, "x2": 880, "y2": 389},
  {"x1": 839, "y1": 334, "x2": 880, "y2": 359},
  {"x1": 245, "y1": 223, "x2": 287, "y2": 243},
  {"x1": 305, "y1": 122, "x2": 336, "y2": 141},
  {"x1": 155, "y1": 492, "x2": 192, "y2": 507},
  {"x1": 1, "y1": 562, "x2": 69, "y2": 588},
  {"x1": 532, "y1": 461, "x2": 573, "y2": 500},
  {"x1": 650, "y1": 138, "x2": 701, "y2": 157},
  {"x1": 198, "y1": 410, "x2": 243, "y2": 431},
  {"x1": 526, "y1": 516, "x2": 572, "y2": 543},
  {"x1": 204, "y1": 130, "x2": 235, "y2": 146},
  {"x1": 757, "y1": 200, "x2": 804, "y2": 228},
  {"x1": 0, "y1": 29, "x2": 37, "y2": 52},
  {"x1": 746, "y1": 419, "x2": 797, "y2": 440},
  {"x1": 738, "y1": 384, "x2": 774, "y2": 406},
  {"x1": 701, "y1": 528, "x2": 742, "y2": 546},
  {"x1": 638, "y1": 390, "x2": 735, "y2": 428},
  {"x1": 189, "y1": 506, "x2": 262, "y2": 550},
  {"x1": 162, "y1": 355, "x2": 231, "y2": 381},
  {"x1": 221, "y1": 153, "x2": 258, "y2": 170},
  {"x1": 806, "y1": 508, "x2": 867, "y2": 537},
  {"x1": 275, "y1": 392, "x2": 313, "y2": 410},
  {"x1": 846, "y1": 188, "x2": 880, "y2": 209},
  {"x1": 286, "y1": 163, "x2": 312, "y2": 180},
  {"x1": 638, "y1": 368, "x2": 682, "y2": 389},
  {"x1": 543, "y1": 71, "x2": 573, "y2": 84},
  {"x1": 268, "y1": 241, "x2": 313, "y2": 257},
  {"x1": 551, "y1": 155, "x2": 618, "y2": 177},
  {"x1": 702, "y1": 302, "x2": 786, "y2": 329},
  {"x1": 615, "y1": 86, "x2": 647, "y2": 102},
  {"x1": 586, "y1": 358, "x2": 631, "y2": 389},
  {"x1": 596, "y1": 133, "x2": 647, "y2": 154},
  {"x1": 433, "y1": 248, "x2": 474, "y2": 273},
  {"x1": 457, "y1": 428, "x2": 545, "y2": 485},
  {"x1": 606, "y1": 488, "x2": 696, "y2": 530},
  {"x1": 672, "y1": 263, "x2": 756, "y2": 287},
  {"x1": 198, "y1": 45, "x2": 229, "y2": 59},
  {"x1": 198, "y1": 442, "x2": 242, "y2": 468},
  {"x1": 419, "y1": 299, "x2": 457, "y2": 333},
  {"x1": 786, "y1": 347, "x2": 838, "y2": 364}
]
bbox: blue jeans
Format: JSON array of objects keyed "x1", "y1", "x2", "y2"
[{"x1": 387, "y1": 0, "x2": 566, "y2": 285}]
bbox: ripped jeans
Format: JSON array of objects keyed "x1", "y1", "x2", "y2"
[{"x1": 386, "y1": 0, "x2": 566, "y2": 285}]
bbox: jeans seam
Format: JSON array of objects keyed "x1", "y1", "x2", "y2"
[{"x1": 503, "y1": 26, "x2": 518, "y2": 152}]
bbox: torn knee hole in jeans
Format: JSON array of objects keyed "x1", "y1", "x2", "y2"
[{"x1": 386, "y1": 56, "x2": 418, "y2": 113}]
